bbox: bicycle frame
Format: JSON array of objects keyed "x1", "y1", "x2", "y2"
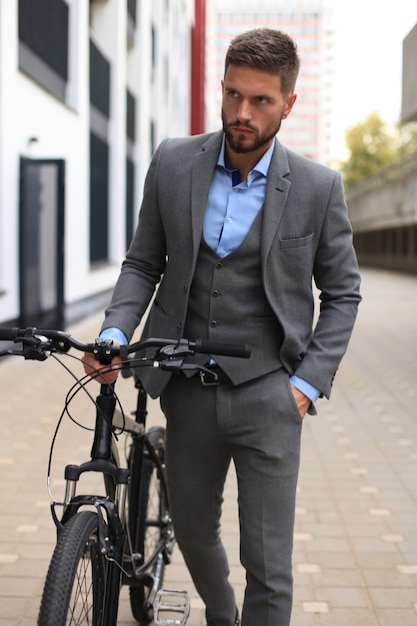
[
  {"x1": 55, "y1": 377, "x2": 172, "y2": 579},
  {"x1": 57, "y1": 385, "x2": 130, "y2": 529},
  {"x1": 0, "y1": 327, "x2": 250, "y2": 625}
]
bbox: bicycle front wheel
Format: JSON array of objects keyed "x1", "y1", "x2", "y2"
[{"x1": 38, "y1": 510, "x2": 121, "y2": 626}]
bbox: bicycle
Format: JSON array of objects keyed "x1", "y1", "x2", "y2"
[{"x1": 0, "y1": 326, "x2": 250, "y2": 626}]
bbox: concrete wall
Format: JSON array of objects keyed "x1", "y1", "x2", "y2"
[
  {"x1": 402, "y1": 22, "x2": 417, "y2": 123},
  {"x1": 348, "y1": 157, "x2": 417, "y2": 274},
  {"x1": 347, "y1": 156, "x2": 417, "y2": 233}
]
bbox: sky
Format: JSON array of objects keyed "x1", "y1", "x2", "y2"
[{"x1": 331, "y1": 1, "x2": 417, "y2": 160}]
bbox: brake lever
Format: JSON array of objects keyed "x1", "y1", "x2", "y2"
[
  {"x1": 157, "y1": 360, "x2": 218, "y2": 382},
  {"x1": 157, "y1": 357, "x2": 186, "y2": 371},
  {"x1": 20, "y1": 332, "x2": 52, "y2": 361},
  {"x1": 158, "y1": 340, "x2": 193, "y2": 359}
]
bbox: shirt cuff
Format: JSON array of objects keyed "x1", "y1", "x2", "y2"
[
  {"x1": 100, "y1": 327, "x2": 128, "y2": 345},
  {"x1": 289, "y1": 375, "x2": 320, "y2": 404}
]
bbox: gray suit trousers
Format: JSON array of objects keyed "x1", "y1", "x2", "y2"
[{"x1": 160, "y1": 369, "x2": 303, "y2": 626}]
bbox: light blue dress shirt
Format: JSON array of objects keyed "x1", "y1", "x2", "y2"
[
  {"x1": 203, "y1": 139, "x2": 274, "y2": 257},
  {"x1": 101, "y1": 136, "x2": 320, "y2": 404}
]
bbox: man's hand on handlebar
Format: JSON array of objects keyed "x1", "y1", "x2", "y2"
[
  {"x1": 82, "y1": 349, "x2": 122, "y2": 385},
  {"x1": 0, "y1": 328, "x2": 251, "y2": 384}
]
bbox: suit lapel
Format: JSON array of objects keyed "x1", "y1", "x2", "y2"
[
  {"x1": 261, "y1": 140, "x2": 291, "y2": 268},
  {"x1": 190, "y1": 131, "x2": 223, "y2": 263},
  {"x1": 188, "y1": 133, "x2": 291, "y2": 271}
]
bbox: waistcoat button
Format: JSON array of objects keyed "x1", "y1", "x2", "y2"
[
  {"x1": 212, "y1": 290, "x2": 219, "y2": 297},
  {"x1": 210, "y1": 320, "x2": 218, "y2": 328},
  {"x1": 215, "y1": 262, "x2": 222, "y2": 269}
]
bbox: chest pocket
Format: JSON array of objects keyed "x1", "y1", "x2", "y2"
[{"x1": 278, "y1": 232, "x2": 314, "y2": 249}]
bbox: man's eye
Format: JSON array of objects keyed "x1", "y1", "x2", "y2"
[{"x1": 256, "y1": 97, "x2": 268, "y2": 104}]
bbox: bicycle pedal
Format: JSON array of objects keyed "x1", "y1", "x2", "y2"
[{"x1": 153, "y1": 588, "x2": 190, "y2": 626}]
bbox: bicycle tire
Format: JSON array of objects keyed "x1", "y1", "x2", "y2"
[
  {"x1": 38, "y1": 510, "x2": 121, "y2": 626},
  {"x1": 129, "y1": 426, "x2": 170, "y2": 624}
]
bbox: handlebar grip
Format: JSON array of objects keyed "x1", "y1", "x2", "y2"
[
  {"x1": 192, "y1": 340, "x2": 251, "y2": 359},
  {"x1": 0, "y1": 327, "x2": 21, "y2": 341}
]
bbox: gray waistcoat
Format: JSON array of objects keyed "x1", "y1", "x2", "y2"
[{"x1": 184, "y1": 210, "x2": 283, "y2": 385}]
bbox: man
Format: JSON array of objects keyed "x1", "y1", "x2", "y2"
[{"x1": 84, "y1": 28, "x2": 361, "y2": 626}]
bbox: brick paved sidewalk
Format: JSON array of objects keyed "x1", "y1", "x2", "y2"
[{"x1": 0, "y1": 268, "x2": 416, "y2": 625}]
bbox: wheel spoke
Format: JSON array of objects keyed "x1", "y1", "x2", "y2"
[{"x1": 129, "y1": 428, "x2": 171, "y2": 624}]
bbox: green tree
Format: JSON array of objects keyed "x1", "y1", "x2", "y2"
[
  {"x1": 396, "y1": 120, "x2": 417, "y2": 159},
  {"x1": 341, "y1": 113, "x2": 396, "y2": 189},
  {"x1": 340, "y1": 112, "x2": 417, "y2": 189}
]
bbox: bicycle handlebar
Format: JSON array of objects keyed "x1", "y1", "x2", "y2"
[
  {"x1": 0, "y1": 326, "x2": 252, "y2": 364},
  {"x1": 164, "y1": 338, "x2": 251, "y2": 359},
  {"x1": 0, "y1": 327, "x2": 22, "y2": 341}
]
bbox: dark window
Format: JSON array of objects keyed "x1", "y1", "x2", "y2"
[
  {"x1": 90, "y1": 133, "x2": 109, "y2": 263},
  {"x1": 391, "y1": 229, "x2": 397, "y2": 255},
  {"x1": 89, "y1": 39, "x2": 111, "y2": 264},
  {"x1": 126, "y1": 89, "x2": 136, "y2": 249},
  {"x1": 126, "y1": 89, "x2": 136, "y2": 141},
  {"x1": 126, "y1": 158, "x2": 135, "y2": 249},
  {"x1": 19, "y1": 0, "x2": 69, "y2": 80},
  {"x1": 401, "y1": 227, "x2": 409, "y2": 257},
  {"x1": 18, "y1": 0, "x2": 69, "y2": 100},
  {"x1": 382, "y1": 230, "x2": 388, "y2": 253},
  {"x1": 90, "y1": 39, "x2": 111, "y2": 118},
  {"x1": 127, "y1": 0, "x2": 137, "y2": 25},
  {"x1": 151, "y1": 25, "x2": 156, "y2": 74},
  {"x1": 150, "y1": 120, "x2": 156, "y2": 156}
]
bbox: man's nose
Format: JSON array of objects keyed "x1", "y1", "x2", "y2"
[{"x1": 236, "y1": 100, "x2": 252, "y2": 122}]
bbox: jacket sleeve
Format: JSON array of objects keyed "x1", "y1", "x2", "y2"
[
  {"x1": 101, "y1": 140, "x2": 169, "y2": 341},
  {"x1": 294, "y1": 171, "x2": 361, "y2": 399}
]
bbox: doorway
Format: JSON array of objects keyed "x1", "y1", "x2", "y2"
[{"x1": 19, "y1": 158, "x2": 65, "y2": 329}]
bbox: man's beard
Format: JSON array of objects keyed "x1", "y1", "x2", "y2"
[{"x1": 222, "y1": 110, "x2": 282, "y2": 154}]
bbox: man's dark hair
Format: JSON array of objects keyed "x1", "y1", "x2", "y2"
[{"x1": 225, "y1": 28, "x2": 300, "y2": 96}]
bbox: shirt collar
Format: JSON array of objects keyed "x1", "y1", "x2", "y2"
[{"x1": 217, "y1": 134, "x2": 275, "y2": 179}]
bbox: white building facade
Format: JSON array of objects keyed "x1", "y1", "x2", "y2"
[{"x1": 0, "y1": 0, "x2": 194, "y2": 328}]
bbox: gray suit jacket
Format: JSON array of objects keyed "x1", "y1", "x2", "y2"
[{"x1": 102, "y1": 131, "x2": 361, "y2": 399}]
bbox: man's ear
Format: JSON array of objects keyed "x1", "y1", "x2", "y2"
[{"x1": 282, "y1": 93, "x2": 297, "y2": 119}]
